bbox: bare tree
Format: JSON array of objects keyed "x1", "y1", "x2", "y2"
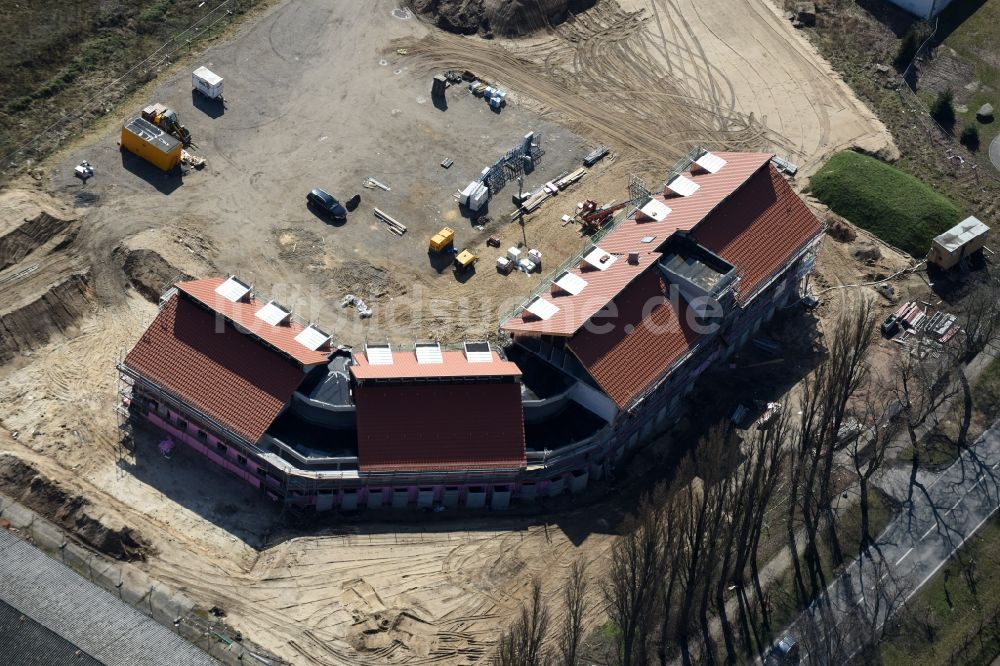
[
  {"x1": 891, "y1": 348, "x2": 959, "y2": 512},
  {"x1": 494, "y1": 578, "x2": 552, "y2": 666},
  {"x1": 787, "y1": 299, "x2": 878, "y2": 603},
  {"x1": 950, "y1": 272, "x2": 1000, "y2": 447},
  {"x1": 845, "y1": 381, "x2": 900, "y2": 556},
  {"x1": 653, "y1": 488, "x2": 682, "y2": 666},
  {"x1": 557, "y1": 559, "x2": 590, "y2": 666},
  {"x1": 602, "y1": 501, "x2": 663, "y2": 666},
  {"x1": 723, "y1": 414, "x2": 787, "y2": 660},
  {"x1": 674, "y1": 473, "x2": 714, "y2": 666},
  {"x1": 954, "y1": 271, "x2": 1000, "y2": 363}
]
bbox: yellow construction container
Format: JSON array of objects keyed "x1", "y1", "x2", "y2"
[
  {"x1": 430, "y1": 227, "x2": 455, "y2": 252},
  {"x1": 454, "y1": 249, "x2": 477, "y2": 272},
  {"x1": 120, "y1": 116, "x2": 182, "y2": 172}
]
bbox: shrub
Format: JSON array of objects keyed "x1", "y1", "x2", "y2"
[
  {"x1": 960, "y1": 124, "x2": 980, "y2": 151},
  {"x1": 931, "y1": 90, "x2": 956, "y2": 128},
  {"x1": 810, "y1": 151, "x2": 962, "y2": 257}
]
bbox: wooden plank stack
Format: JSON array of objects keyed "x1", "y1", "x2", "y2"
[
  {"x1": 373, "y1": 208, "x2": 407, "y2": 236},
  {"x1": 510, "y1": 167, "x2": 588, "y2": 219}
]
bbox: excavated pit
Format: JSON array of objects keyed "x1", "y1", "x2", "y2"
[
  {"x1": 0, "y1": 190, "x2": 77, "y2": 271},
  {"x1": 113, "y1": 245, "x2": 191, "y2": 304},
  {"x1": 0, "y1": 454, "x2": 152, "y2": 562},
  {"x1": 0, "y1": 271, "x2": 96, "y2": 365}
]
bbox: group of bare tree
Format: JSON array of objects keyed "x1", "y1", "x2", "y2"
[
  {"x1": 493, "y1": 562, "x2": 593, "y2": 666},
  {"x1": 491, "y1": 270, "x2": 1000, "y2": 666},
  {"x1": 492, "y1": 419, "x2": 787, "y2": 666}
]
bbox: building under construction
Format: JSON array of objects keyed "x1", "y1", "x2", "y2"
[{"x1": 117, "y1": 150, "x2": 824, "y2": 511}]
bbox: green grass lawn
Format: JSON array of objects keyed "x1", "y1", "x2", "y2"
[
  {"x1": 879, "y1": 515, "x2": 1000, "y2": 666},
  {"x1": 939, "y1": 0, "x2": 1000, "y2": 150},
  {"x1": 973, "y1": 354, "x2": 1000, "y2": 418},
  {"x1": 809, "y1": 152, "x2": 962, "y2": 258}
]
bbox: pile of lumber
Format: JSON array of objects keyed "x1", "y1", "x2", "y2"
[
  {"x1": 373, "y1": 208, "x2": 407, "y2": 236},
  {"x1": 510, "y1": 167, "x2": 588, "y2": 219}
]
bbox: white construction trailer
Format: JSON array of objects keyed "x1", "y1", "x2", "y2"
[{"x1": 192, "y1": 66, "x2": 224, "y2": 101}]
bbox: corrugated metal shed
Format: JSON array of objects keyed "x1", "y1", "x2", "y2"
[
  {"x1": 933, "y1": 217, "x2": 988, "y2": 252},
  {"x1": 0, "y1": 530, "x2": 219, "y2": 666}
]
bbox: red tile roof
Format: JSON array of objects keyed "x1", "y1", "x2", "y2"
[
  {"x1": 175, "y1": 278, "x2": 331, "y2": 367},
  {"x1": 500, "y1": 152, "x2": 772, "y2": 338},
  {"x1": 354, "y1": 382, "x2": 526, "y2": 471},
  {"x1": 568, "y1": 269, "x2": 702, "y2": 409},
  {"x1": 123, "y1": 293, "x2": 306, "y2": 442},
  {"x1": 692, "y1": 164, "x2": 823, "y2": 303},
  {"x1": 500, "y1": 254, "x2": 653, "y2": 336},
  {"x1": 599, "y1": 152, "x2": 773, "y2": 255},
  {"x1": 350, "y1": 350, "x2": 521, "y2": 380},
  {"x1": 561, "y1": 160, "x2": 822, "y2": 410}
]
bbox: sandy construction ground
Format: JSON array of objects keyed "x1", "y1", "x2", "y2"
[
  {"x1": 405, "y1": 0, "x2": 897, "y2": 177},
  {"x1": 0, "y1": 0, "x2": 907, "y2": 663}
]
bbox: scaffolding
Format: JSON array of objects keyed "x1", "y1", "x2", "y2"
[
  {"x1": 478, "y1": 132, "x2": 544, "y2": 195},
  {"x1": 113, "y1": 354, "x2": 137, "y2": 479}
]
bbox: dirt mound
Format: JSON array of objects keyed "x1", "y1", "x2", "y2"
[
  {"x1": 0, "y1": 454, "x2": 151, "y2": 561},
  {"x1": 113, "y1": 245, "x2": 191, "y2": 303},
  {"x1": 410, "y1": 0, "x2": 596, "y2": 36},
  {"x1": 347, "y1": 609, "x2": 437, "y2": 658},
  {"x1": 330, "y1": 259, "x2": 407, "y2": 302},
  {"x1": 0, "y1": 190, "x2": 78, "y2": 271},
  {"x1": 0, "y1": 271, "x2": 96, "y2": 364},
  {"x1": 852, "y1": 241, "x2": 882, "y2": 263},
  {"x1": 826, "y1": 216, "x2": 857, "y2": 242}
]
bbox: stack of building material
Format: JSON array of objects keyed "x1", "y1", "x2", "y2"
[
  {"x1": 925, "y1": 311, "x2": 959, "y2": 342},
  {"x1": 555, "y1": 168, "x2": 586, "y2": 189},
  {"x1": 510, "y1": 168, "x2": 588, "y2": 219},
  {"x1": 894, "y1": 302, "x2": 925, "y2": 332},
  {"x1": 373, "y1": 208, "x2": 407, "y2": 235},
  {"x1": 583, "y1": 146, "x2": 608, "y2": 167},
  {"x1": 513, "y1": 189, "x2": 550, "y2": 217}
]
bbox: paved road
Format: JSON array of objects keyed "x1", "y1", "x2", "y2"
[{"x1": 788, "y1": 418, "x2": 1000, "y2": 664}]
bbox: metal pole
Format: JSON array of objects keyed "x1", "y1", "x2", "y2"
[{"x1": 518, "y1": 170, "x2": 528, "y2": 247}]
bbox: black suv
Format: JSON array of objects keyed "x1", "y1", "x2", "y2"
[{"x1": 307, "y1": 188, "x2": 347, "y2": 223}]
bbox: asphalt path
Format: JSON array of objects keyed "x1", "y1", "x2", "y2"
[{"x1": 787, "y1": 418, "x2": 1000, "y2": 664}]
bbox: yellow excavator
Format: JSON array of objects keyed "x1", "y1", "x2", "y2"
[{"x1": 141, "y1": 103, "x2": 192, "y2": 147}]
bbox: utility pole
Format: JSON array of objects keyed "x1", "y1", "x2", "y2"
[{"x1": 517, "y1": 172, "x2": 527, "y2": 247}]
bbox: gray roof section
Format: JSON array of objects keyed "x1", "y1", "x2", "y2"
[
  {"x1": 0, "y1": 529, "x2": 219, "y2": 666},
  {"x1": 932, "y1": 216, "x2": 989, "y2": 252},
  {"x1": 0, "y1": 597, "x2": 104, "y2": 665}
]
